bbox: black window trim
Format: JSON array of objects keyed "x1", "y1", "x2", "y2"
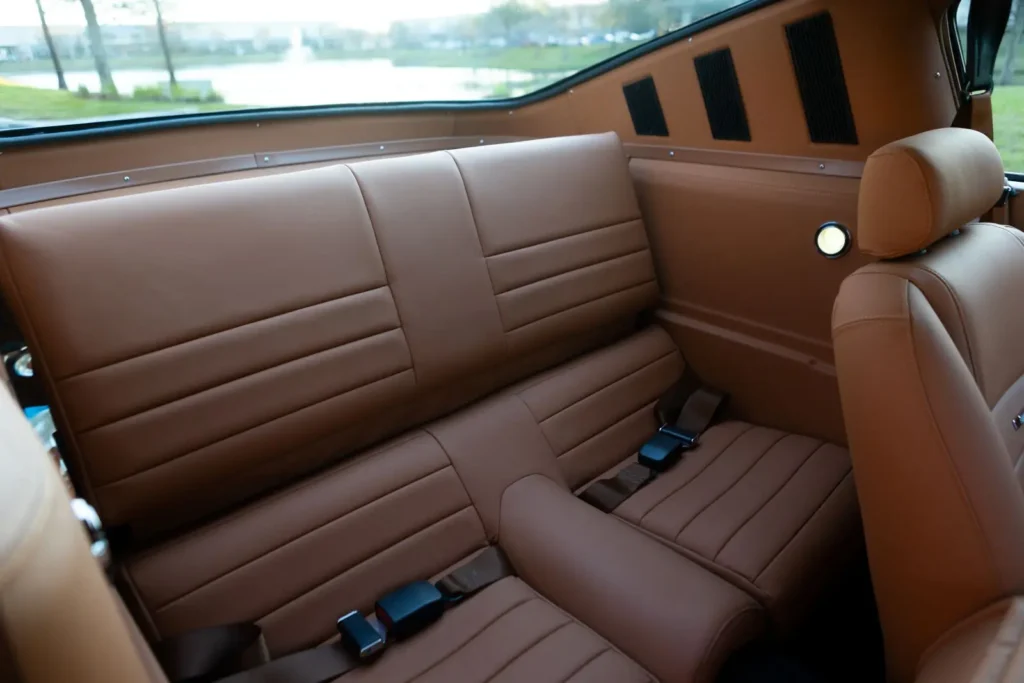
[{"x1": 0, "y1": 0, "x2": 782, "y2": 148}]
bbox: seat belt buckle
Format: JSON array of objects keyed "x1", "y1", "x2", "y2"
[
  {"x1": 374, "y1": 581, "x2": 445, "y2": 641},
  {"x1": 637, "y1": 425, "x2": 698, "y2": 473},
  {"x1": 336, "y1": 611, "x2": 386, "y2": 661}
]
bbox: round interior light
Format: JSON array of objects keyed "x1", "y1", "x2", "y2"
[{"x1": 815, "y1": 222, "x2": 852, "y2": 259}]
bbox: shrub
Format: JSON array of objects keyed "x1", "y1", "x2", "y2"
[
  {"x1": 76, "y1": 84, "x2": 90, "y2": 98},
  {"x1": 132, "y1": 83, "x2": 225, "y2": 104}
]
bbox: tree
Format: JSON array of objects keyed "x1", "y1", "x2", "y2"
[
  {"x1": 77, "y1": 0, "x2": 117, "y2": 95},
  {"x1": 152, "y1": 0, "x2": 176, "y2": 87},
  {"x1": 1001, "y1": 0, "x2": 1024, "y2": 86},
  {"x1": 487, "y1": 1, "x2": 534, "y2": 45},
  {"x1": 112, "y1": 0, "x2": 176, "y2": 87},
  {"x1": 34, "y1": 0, "x2": 68, "y2": 90}
]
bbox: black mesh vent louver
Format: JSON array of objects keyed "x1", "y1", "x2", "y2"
[
  {"x1": 694, "y1": 48, "x2": 751, "y2": 142},
  {"x1": 785, "y1": 12, "x2": 858, "y2": 145},
  {"x1": 622, "y1": 76, "x2": 670, "y2": 137}
]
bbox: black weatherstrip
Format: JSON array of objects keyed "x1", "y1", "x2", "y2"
[
  {"x1": 694, "y1": 48, "x2": 751, "y2": 141},
  {"x1": 785, "y1": 11, "x2": 858, "y2": 145},
  {"x1": 623, "y1": 76, "x2": 669, "y2": 137},
  {"x1": 0, "y1": 0, "x2": 785, "y2": 148}
]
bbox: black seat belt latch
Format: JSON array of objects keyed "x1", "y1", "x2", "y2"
[
  {"x1": 336, "y1": 611, "x2": 386, "y2": 661},
  {"x1": 374, "y1": 581, "x2": 445, "y2": 641},
  {"x1": 638, "y1": 425, "x2": 698, "y2": 473}
]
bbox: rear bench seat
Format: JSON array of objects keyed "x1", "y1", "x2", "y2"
[{"x1": 0, "y1": 133, "x2": 859, "y2": 682}]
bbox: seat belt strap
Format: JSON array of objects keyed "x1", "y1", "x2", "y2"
[
  {"x1": 154, "y1": 623, "x2": 269, "y2": 683},
  {"x1": 436, "y1": 546, "x2": 513, "y2": 601},
  {"x1": 578, "y1": 463, "x2": 656, "y2": 513},
  {"x1": 216, "y1": 644, "x2": 357, "y2": 683},
  {"x1": 672, "y1": 385, "x2": 727, "y2": 440},
  {"x1": 578, "y1": 371, "x2": 726, "y2": 512},
  {"x1": 158, "y1": 547, "x2": 514, "y2": 683}
]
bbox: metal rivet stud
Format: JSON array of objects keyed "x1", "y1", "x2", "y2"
[
  {"x1": 669, "y1": 151, "x2": 675, "y2": 157},
  {"x1": 255, "y1": 122, "x2": 260, "y2": 128},
  {"x1": 934, "y1": 71, "x2": 942, "y2": 79},
  {"x1": 479, "y1": 139, "x2": 485, "y2": 144},
  {"x1": 819, "y1": 163, "x2": 825, "y2": 170},
  {"x1": 123, "y1": 175, "x2": 130, "y2": 182},
  {"x1": 379, "y1": 145, "x2": 385, "y2": 150},
  {"x1": 263, "y1": 156, "x2": 270, "y2": 162}
]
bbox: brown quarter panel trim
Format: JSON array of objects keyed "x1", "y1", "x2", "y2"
[
  {"x1": 0, "y1": 137, "x2": 525, "y2": 209},
  {"x1": 624, "y1": 144, "x2": 864, "y2": 177}
]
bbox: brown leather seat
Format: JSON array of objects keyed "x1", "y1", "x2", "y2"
[
  {"x1": 0, "y1": 388, "x2": 167, "y2": 683},
  {"x1": 832, "y1": 127, "x2": 1024, "y2": 683},
  {"x1": 0, "y1": 133, "x2": 857, "y2": 682}
]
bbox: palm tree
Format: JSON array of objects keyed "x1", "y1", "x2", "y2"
[
  {"x1": 34, "y1": 0, "x2": 68, "y2": 90},
  {"x1": 78, "y1": 0, "x2": 118, "y2": 96}
]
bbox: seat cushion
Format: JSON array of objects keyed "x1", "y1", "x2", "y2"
[
  {"x1": 613, "y1": 421, "x2": 859, "y2": 626},
  {"x1": 337, "y1": 577, "x2": 651, "y2": 683}
]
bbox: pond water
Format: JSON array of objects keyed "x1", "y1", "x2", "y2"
[{"x1": 7, "y1": 58, "x2": 545, "y2": 105}]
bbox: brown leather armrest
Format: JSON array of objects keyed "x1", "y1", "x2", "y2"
[{"x1": 498, "y1": 474, "x2": 764, "y2": 683}]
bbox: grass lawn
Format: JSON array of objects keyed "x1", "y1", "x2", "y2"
[
  {"x1": 0, "y1": 83, "x2": 234, "y2": 121},
  {"x1": 993, "y1": 85, "x2": 1024, "y2": 171},
  {"x1": 0, "y1": 44, "x2": 633, "y2": 77}
]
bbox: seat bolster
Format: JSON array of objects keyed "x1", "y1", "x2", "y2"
[
  {"x1": 833, "y1": 270, "x2": 1024, "y2": 683},
  {"x1": 499, "y1": 474, "x2": 764, "y2": 683}
]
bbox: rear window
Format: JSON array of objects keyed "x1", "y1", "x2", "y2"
[{"x1": 2, "y1": 0, "x2": 754, "y2": 132}]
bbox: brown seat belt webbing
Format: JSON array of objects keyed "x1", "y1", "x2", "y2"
[
  {"x1": 216, "y1": 643, "x2": 358, "y2": 683},
  {"x1": 579, "y1": 463, "x2": 657, "y2": 513},
  {"x1": 158, "y1": 547, "x2": 514, "y2": 683},
  {"x1": 578, "y1": 373, "x2": 727, "y2": 513},
  {"x1": 436, "y1": 546, "x2": 514, "y2": 600},
  {"x1": 154, "y1": 623, "x2": 270, "y2": 683}
]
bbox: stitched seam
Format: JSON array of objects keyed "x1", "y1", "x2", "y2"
[
  {"x1": 673, "y1": 432, "x2": 792, "y2": 542},
  {"x1": 56, "y1": 286, "x2": 391, "y2": 382},
  {"x1": 712, "y1": 441, "x2": 826, "y2": 561},
  {"x1": 495, "y1": 247, "x2": 650, "y2": 296},
  {"x1": 510, "y1": 394, "x2": 560, "y2": 483},
  {"x1": 479, "y1": 621, "x2": 575, "y2": 683},
  {"x1": 445, "y1": 151, "x2": 509, "y2": 344},
  {"x1": 903, "y1": 281, "x2": 1005, "y2": 591},
  {"x1": 753, "y1": 470, "x2": 851, "y2": 582},
  {"x1": 403, "y1": 596, "x2": 537, "y2": 683},
  {"x1": 134, "y1": 430, "x2": 430, "y2": 557},
  {"x1": 560, "y1": 647, "x2": 612, "y2": 683},
  {"x1": 348, "y1": 165, "x2": 419, "y2": 384},
  {"x1": 257, "y1": 506, "x2": 475, "y2": 624},
  {"x1": 78, "y1": 327, "x2": 404, "y2": 434},
  {"x1": 95, "y1": 367, "x2": 414, "y2": 489},
  {"x1": 504, "y1": 281, "x2": 656, "y2": 334},
  {"x1": 637, "y1": 423, "x2": 757, "y2": 524},
  {"x1": 421, "y1": 428, "x2": 490, "y2": 540},
  {"x1": 557, "y1": 399, "x2": 656, "y2": 462},
  {"x1": 832, "y1": 315, "x2": 911, "y2": 336},
  {"x1": 0, "y1": 226, "x2": 100, "y2": 502},
  {"x1": 527, "y1": 583, "x2": 656, "y2": 681},
  {"x1": 154, "y1": 467, "x2": 459, "y2": 611},
  {"x1": 487, "y1": 217, "x2": 643, "y2": 258},
  {"x1": 539, "y1": 350, "x2": 676, "y2": 425},
  {"x1": 695, "y1": 604, "x2": 762, "y2": 683},
  {"x1": 908, "y1": 265, "x2": 978, "y2": 387}
]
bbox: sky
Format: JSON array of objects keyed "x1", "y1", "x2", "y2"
[{"x1": 3, "y1": 0, "x2": 606, "y2": 31}]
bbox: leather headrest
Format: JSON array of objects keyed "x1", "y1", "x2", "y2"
[{"x1": 857, "y1": 128, "x2": 1005, "y2": 259}]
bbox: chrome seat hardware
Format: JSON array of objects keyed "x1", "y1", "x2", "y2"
[{"x1": 70, "y1": 498, "x2": 110, "y2": 572}]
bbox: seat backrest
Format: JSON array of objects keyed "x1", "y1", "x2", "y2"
[
  {"x1": 832, "y1": 128, "x2": 1024, "y2": 683},
  {"x1": 0, "y1": 132, "x2": 658, "y2": 537},
  {"x1": 0, "y1": 388, "x2": 167, "y2": 683}
]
